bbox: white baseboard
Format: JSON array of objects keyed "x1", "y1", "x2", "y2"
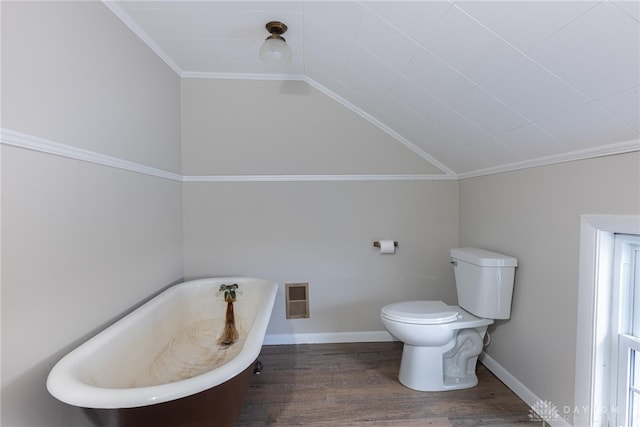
[
  {"x1": 263, "y1": 330, "x2": 395, "y2": 345},
  {"x1": 479, "y1": 353, "x2": 573, "y2": 427}
]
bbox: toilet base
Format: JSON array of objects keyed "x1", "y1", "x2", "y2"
[{"x1": 398, "y1": 327, "x2": 486, "y2": 392}]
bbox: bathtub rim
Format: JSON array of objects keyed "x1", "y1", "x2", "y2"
[{"x1": 46, "y1": 277, "x2": 278, "y2": 409}]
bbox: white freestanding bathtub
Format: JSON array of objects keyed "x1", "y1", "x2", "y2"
[{"x1": 47, "y1": 277, "x2": 278, "y2": 427}]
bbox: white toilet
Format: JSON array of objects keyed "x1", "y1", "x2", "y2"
[{"x1": 380, "y1": 247, "x2": 517, "y2": 392}]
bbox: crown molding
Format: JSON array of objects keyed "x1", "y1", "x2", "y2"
[
  {"x1": 181, "y1": 71, "x2": 306, "y2": 81},
  {"x1": 458, "y1": 139, "x2": 640, "y2": 179}
]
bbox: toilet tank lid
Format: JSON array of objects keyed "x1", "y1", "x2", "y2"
[{"x1": 451, "y1": 248, "x2": 517, "y2": 267}]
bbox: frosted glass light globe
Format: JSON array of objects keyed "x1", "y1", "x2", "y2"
[{"x1": 259, "y1": 36, "x2": 292, "y2": 64}]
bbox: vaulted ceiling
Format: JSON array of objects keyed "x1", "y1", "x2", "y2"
[{"x1": 107, "y1": 1, "x2": 640, "y2": 177}]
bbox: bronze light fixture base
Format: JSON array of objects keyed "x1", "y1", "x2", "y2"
[{"x1": 265, "y1": 21, "x2": 288, "y2": 38}]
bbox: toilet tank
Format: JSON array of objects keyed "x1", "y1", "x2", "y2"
[{"x1": 450, "y1": 248, "x2": 518, "y2": 320}]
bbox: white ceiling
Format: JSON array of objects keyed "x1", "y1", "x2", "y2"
[{"x1": 108, "y1": 0, "x2": 640, "y2": 176}]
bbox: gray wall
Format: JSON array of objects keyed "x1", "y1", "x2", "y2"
[
  {"x1": 181, "y1": 78, "x2": 459, "y2": 337},
  {"x1": 459, "y1": 152, "x2": 640, "y2": 420},
  {"x1": 181, "y1": 78, "x2": 444, "y2": 176},
  {"x1": 1, "y1": 2, "x2": 183, "y2": 426},
  {"x1": 183, "y1": 180, "x2": 459, "y2": 336}
]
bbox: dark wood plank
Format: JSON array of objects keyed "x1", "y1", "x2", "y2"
[{"x1": 234, "y1": 342, "x2": 538, "y2": 426}]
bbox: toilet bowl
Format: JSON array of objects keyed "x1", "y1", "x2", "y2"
[{"x1": 380, "y1": 248, "x2": 517, "y2": 392}]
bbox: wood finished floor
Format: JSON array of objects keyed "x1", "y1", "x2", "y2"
[{"x1": 234, "y1": 342, "x2": 539, "y2": 426}]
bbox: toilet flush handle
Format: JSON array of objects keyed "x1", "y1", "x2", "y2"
[{"x1": 451, "y1": 260, "x2": 458, "y2": 267}]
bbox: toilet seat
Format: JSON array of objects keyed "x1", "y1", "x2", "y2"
[{"x1": 381, "y1": 300, "x2": 459, "y2": 325}]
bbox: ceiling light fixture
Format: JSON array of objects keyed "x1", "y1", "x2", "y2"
[{"x1": 259, "y1": 21, "x2": 292, "y2": 64}]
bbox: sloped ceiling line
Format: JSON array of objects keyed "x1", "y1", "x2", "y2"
[
  {"x1": 301, "y1": 76, "x2": 458, "y2": 176},
  {"x1": 106, "y1": 0, "x2": 457, "y2": 176},
  {"x1": 103, "y1": 0, "x2": 640, "y2": 178},
  {"x1": 103, "y1": 0, "x2": 183, "y2": 75}
]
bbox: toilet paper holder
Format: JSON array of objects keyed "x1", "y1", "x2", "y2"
[{"x1": 373, "y1": 240, "x2": 398, "y2": 248}]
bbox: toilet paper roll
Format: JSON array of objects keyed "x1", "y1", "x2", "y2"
[{"x1": 379, "y1": 239, "x2": 396, "y2": 254}]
